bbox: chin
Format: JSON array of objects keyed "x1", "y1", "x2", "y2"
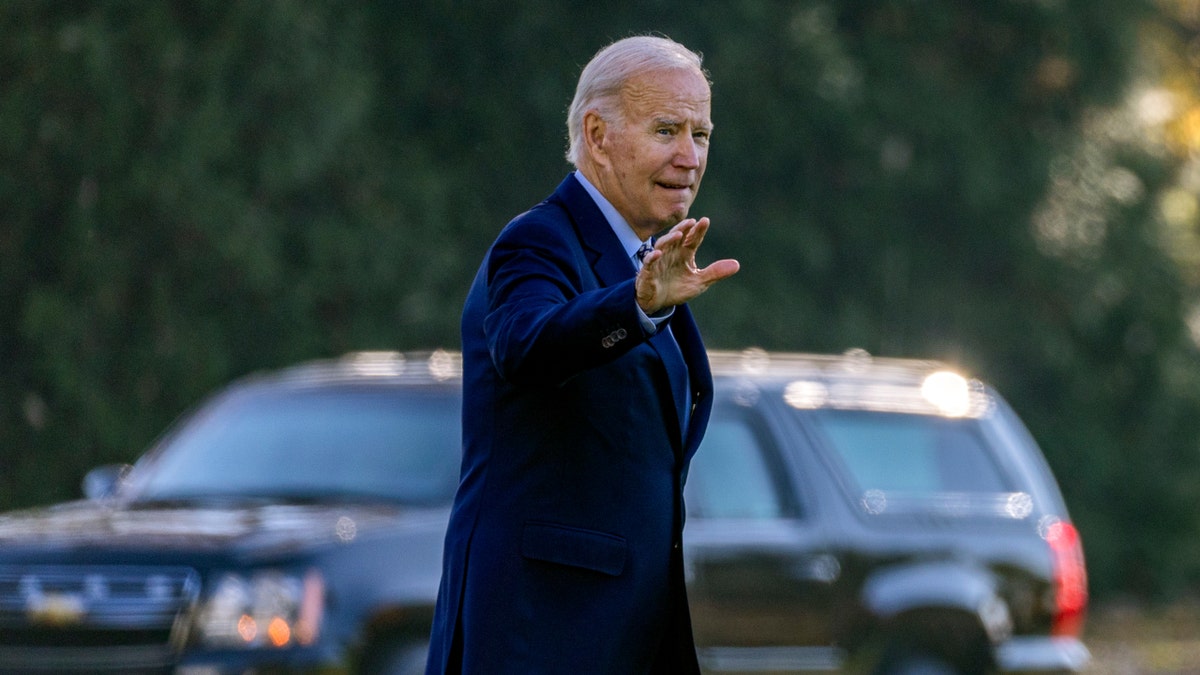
[{"x1": 667, "y1": 209, "x2": 691, "y2": 225}]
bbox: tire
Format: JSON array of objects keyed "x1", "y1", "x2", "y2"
[
  {"x1": 362, "y1": 639, "x2": 428, "y2": 675},
  {"x1": 878, "y1": 652, "x2": 961, "y2": 675}
]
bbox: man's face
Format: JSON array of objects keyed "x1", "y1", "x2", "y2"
[{"x1": 596, "y1": 67, "x2": 712, "y2": 237}]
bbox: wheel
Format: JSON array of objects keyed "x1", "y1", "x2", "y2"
[
  {"x1": 878, "y1": 652, "x2": 961, "y2": 675},
  {"x1": 361, "y1": 639, "x2": 428, "y2": 675}
]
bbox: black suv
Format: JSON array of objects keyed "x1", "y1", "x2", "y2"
[{"x1": 0, "y1": 349, "x2": 1090, "y2": 674}]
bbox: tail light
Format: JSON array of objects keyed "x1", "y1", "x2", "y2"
[{"x1": 1045, "y1": 520, "x2": 1087, "y2": 636}]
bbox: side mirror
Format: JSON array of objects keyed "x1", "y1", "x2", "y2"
[{"x1": 82, "y1": 464, "x2": 131, "y2": 500}]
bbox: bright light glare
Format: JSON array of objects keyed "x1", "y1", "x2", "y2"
[
  {"x1": 784, "y1": 380, "x2": 829, "y2": 409},
  {"x1": 237, "y1": 614, "x2": 257, "y2": 642},
  {"x1": 348, "y1": 351, "x2": 405, "y2": 377},
  {"x1": 199, "y1": 569, "x2": 324, "y2": 649},
  {"x1": 267, "y1": 616, "x2": 291, "y2": 647},
  {"x1": 429, "y1": 349, "x2": 460, "y2": 380},
  {"x1": 296, "y1": 569, "x2": 324, "y2": 645},
  {"x1": 921, "y1": 371, "x2": 970, "y2": 417}
]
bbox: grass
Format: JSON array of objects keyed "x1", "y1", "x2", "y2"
[{"x1": 1084, "y1": 600, "x2": 1200, "y2": 674}]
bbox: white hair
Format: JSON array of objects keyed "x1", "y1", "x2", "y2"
[{"x1": 565, "y1": 35, "x2": 708, "y2": 166}]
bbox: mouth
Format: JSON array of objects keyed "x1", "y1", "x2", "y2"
[{"x1": 656, "y1": 180, "x2": 692, "y2": 192}]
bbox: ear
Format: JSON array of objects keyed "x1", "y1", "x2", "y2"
[{"x1": 582, "y1": 109, "x2": 610, "y2": 166}]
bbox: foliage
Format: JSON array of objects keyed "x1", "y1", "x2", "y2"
[{"x1": 2, "y1": 0, "x2": 1198, "y2": 599}]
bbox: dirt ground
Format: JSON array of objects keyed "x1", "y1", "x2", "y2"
[{"x1": 1084, "y1": 601, "x2": 1200, "y2": 674}]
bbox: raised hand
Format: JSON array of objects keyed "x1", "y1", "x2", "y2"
[{"x1": 635, "y1": 217, "x2": 740, "y2": 315}]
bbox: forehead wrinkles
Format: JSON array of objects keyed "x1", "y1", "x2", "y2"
[{"x1": 618, "y1": 70, "x2": 711, "y2": 125}]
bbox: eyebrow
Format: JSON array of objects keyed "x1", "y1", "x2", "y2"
[{"x1": 653, "y1": 117, "x2": 713, "y2": 132}]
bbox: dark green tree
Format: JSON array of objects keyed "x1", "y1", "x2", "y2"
[{"x1": 2, "y1": 0, "x2": 1197, "y2": 599}]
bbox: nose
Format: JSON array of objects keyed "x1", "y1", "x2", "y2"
[{"x1": 674, "y1": 134, "x2": 701, "y2": 169}]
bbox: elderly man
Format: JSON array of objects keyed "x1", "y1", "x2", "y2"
[{"x1": 426, "y1": 35, "x2": 739, "y2": 674}]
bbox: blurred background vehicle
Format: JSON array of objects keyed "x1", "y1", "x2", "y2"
[{"x1": 0, "y1": 350, "x2": 1088, "y2": 674}]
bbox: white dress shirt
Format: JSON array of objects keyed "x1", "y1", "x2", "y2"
[{"x1": 574, "y1": 171, "x2": 673, "y2": 333}]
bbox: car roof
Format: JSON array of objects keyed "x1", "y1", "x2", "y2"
[
  {"x1": 220, "y1": 349, "x2": 988, "y2": 421},
  {"x1": 250, "y1": 347, "x2": 973, "y2": 391},
  {"x1": 253, "y1": 348, "x2": 958, "y2": 379},
  {"x1": 245, "y1": 350, "x2": 464, "y2": 389},
  {"x1": 707, "y1": 347, "x2": 958, "y2": 383}
]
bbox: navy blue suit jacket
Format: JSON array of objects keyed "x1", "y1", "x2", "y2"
[{"x1": 426, "y1": 174, "x2": 712, "y2": 673}]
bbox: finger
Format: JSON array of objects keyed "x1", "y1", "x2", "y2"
[
  {"x1": 659, "y1": 227, "x2": 692, "y2": 254},
  {"x1": 654, "y1": 228, "x2": 685, "y2": 251},
  {"x1": 683, "y1": 217, "x2": 710, "y2": 249},
  {"x1": 662, "y1": 218, "x2": 696, "y2": 241},
  {"x1": 671, "y1": 217, "x2": 697, "y2": 233},
  {"x1": 697, "y1": 258, "x2": 740, "y2": 283}
]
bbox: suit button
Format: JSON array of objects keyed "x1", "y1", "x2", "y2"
[{"x1": 602, "y1": 329, "x2": 626, "y2": 348}]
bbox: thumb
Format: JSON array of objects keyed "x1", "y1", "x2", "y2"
[{"x1": 700, "y1": 258, "x2": 740, "y2": 283}]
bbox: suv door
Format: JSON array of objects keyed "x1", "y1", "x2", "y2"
[{"x1": 684, "y1": 397, "x2": 843, "y2": 672}]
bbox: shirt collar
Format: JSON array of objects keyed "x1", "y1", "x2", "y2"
[{"x1": 574, "y1": 170, "x2": 647, "y2": 260}]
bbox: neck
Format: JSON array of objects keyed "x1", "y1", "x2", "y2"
[{"x1": 576, "y1": 164, "x2": 660, "y2": 240}]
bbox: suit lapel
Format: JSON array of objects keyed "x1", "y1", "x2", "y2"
[
  {"x1": 553, "y1": 176, "x2": 636, "y2": 288},
  {"x1": 552, "y1": 174, "x2": 696, "y2": 452},
  {"x1": 651, "y1": 324, "x2": 691, "y2": 451},
  {"x1": 672, "y1": 305, "x2": 712, "y2": 462}
]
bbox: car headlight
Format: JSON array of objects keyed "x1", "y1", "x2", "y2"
[{"x1": 195, "y1": 569, "x2": 324, "y2": 648}]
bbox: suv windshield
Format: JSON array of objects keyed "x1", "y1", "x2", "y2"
[
  {"x1": 128, "y1": 386, "x2": 461, "y2": 505},
  {"x1": 803, "y1": 409, "x2": 1032, "y2": 520}
]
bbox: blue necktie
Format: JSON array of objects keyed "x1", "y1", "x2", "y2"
[{"x1": 635, "y1": 239, "x2": 654, "y2": 267}]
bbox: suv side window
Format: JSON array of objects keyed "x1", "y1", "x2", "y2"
[
  {"x1": 816, "y1": 411, "x2": 1008, "y2": 494},
  {"x1": 805, "y1": 409, "x2": 1029, "y2": 520},
  {"x1": 686, "y1": 409, "x2": 791, "y2": 520}
]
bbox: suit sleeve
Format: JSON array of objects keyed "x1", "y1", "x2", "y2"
[{"x1": 482, "y1": 215, "x2": 648, "y2": 387}]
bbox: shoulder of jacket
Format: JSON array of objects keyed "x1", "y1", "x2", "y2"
[{"x1": 497, "y1": 200, "x2": 575, "y2": 244}]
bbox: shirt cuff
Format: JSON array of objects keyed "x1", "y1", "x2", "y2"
[{"x1": 636, "y1": 302, "x2": 675, "y2": 334}]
